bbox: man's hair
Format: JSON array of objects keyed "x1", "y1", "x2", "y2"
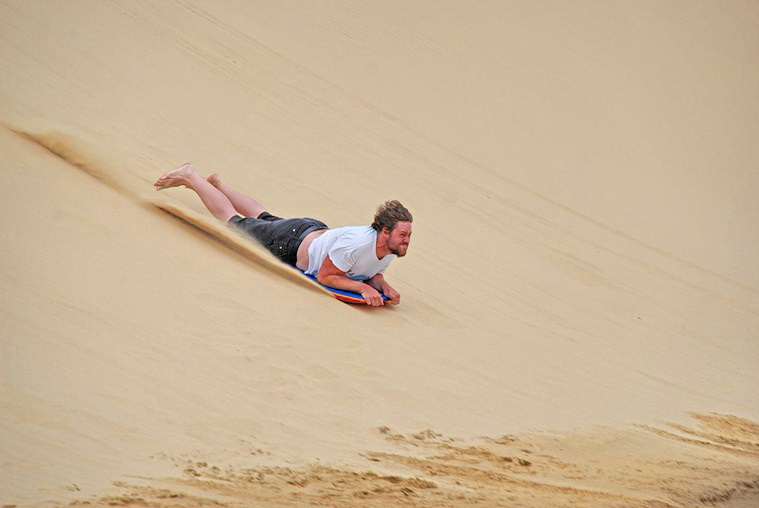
[{"x1": 371, "y1": 200, "x2": 413, "y2": 232}]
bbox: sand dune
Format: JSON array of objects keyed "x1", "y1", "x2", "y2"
[{"x1": 1, "y1": 1, "x2": 757, "y2": 506}]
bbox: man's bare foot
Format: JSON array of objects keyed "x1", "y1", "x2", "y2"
[
  {"x1": 154, "y1": 163, "x2": 198, "y2": 190},
  {"x1": 207, "y1": 173, "x2": 222, "y2": 188}
]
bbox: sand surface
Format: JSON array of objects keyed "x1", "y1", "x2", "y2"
[{"x1": 1, "y1": 1, "x2": 758, "y2": 506}]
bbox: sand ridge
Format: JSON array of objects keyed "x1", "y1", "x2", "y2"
[{"x1": 67, "y1": 413, "x2": 759, "y2": 507}]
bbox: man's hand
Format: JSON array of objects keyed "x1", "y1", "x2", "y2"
[
  {"x1": 382, "y1": 285, "x2": 401, "y2": 305},
  {"x1": 360, "y1": 287, "x2": 385, "y2": 306},
  {"x1": 367, "y1": 273, "x2": 401, "y2": 305}
]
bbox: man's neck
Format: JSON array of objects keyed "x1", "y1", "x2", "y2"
[{"x1": 375, "y1": 231, "x2": 390, "y2": 259}]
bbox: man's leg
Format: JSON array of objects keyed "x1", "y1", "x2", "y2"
[
  {"x1": 207, "y1": 174, "x2": 266, "y2": 219},
  {"x1": 154, "y1": 163, "x2": 237, "y2": 222}
]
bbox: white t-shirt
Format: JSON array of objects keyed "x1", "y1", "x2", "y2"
[{"x1": 306, "y1": 226, "x2": 395, "y2": 280}]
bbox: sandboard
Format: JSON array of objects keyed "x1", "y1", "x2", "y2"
[
  {"x1": 300, "y1": 272, "x2": 390, "y2": 305},
  {"x1": 153, "y1": 200, "x2": 388, "y2": 305}
]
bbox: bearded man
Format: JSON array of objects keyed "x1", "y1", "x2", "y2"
[{"x1": 154, "y1": 163, "x2": 412, "y2": 306}]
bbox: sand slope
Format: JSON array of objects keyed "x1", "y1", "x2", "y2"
[{"x1": 1, "y1": 1, "x2": 758, "y2": 506}]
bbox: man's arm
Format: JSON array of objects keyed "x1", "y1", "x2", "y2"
[
  {"x1": 317, "y1": 255, "x2": 385, "y2": 306},
  {"x1": 366, "y1": 273, "x2": 401, "y2": 305}
]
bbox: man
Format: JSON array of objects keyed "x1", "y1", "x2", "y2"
[{"x1": 154, "y1": 163, "x2": 412, "y2": 306}]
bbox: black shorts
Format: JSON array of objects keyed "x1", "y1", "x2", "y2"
[{"x1": 229, "y1": 212, "x2": 328, "y2": 267}]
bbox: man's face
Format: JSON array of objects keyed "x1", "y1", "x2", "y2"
[{"x1": 387, "y1": 221, "x2": 412, "y2": 257}]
